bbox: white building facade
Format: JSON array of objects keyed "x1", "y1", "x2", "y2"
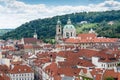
[{"x1": 9, "y1": 65, "x2": 34, "y2": 80}]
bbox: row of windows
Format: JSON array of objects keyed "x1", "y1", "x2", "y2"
[
  {"x1": 101, "y1": 63, "x2": 118, "y2": 68},
  {"x1": 107, "y1": 63, "x2": 118, "y2": 68},
  {"x1": 11, "y1": 73, "x2": 33, "y2": 77},
  {"x1": 12, "y1": 78, "x2": 34, "y2": 80}
]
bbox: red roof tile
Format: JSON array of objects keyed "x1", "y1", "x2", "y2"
[
  {"x1": 0, "y1": 72, "x2": 10, "y2": 80},
  {"x1": 103, "y1": 69, "x2": 119, "y2": 79},
  {"x1": 78, "y1": 33, "x2": 97, "y2": 40},
  {"x1": 58, "y1": 68, "x2": 81, "y2": 77},
  {"x1": 9, "y1": 65, "x2": 33, "y2": 74},
  {"x1": 65, "y1": 33, "x2": 118, "y2": 44}
]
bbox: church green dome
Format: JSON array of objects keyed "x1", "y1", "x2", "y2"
[
  {"x1": 64, "y1": 24, "x2": 75, "y2": 29},
  {"x1": 63, "y1": 18, "x2": 75, "y2": 29}
]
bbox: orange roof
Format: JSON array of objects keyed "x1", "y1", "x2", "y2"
[
  {"x1": 103, "y1": 69, "x2": 119, "y2": 79},
  {"x1": 78, "y1": 49, "x2": 98, "y2": 58},
  {"x1": 77, "y1": 59, "x2": 94, "y2": 67},
  {"x1": 33, "y1": 57, "x2": 51, "y2": 65},
  {"x1": 65, "y1": 38, "x2": 79, "y2": 43},
  {"x1": 65, "y1": 38, "x2": 118, "y2": 43},
  {"x1": 78, "y1": 33, "x2": 97, "y2": 39},
  {"x1": 65, "y1": 33, "x2": 118, "y2": 44},
  {"x1": 9, "y1": 65, "x2": 33, "y2": 74},
  {"x1": 0, "y1": 72, "x2": 10, "y2": 80},
  {"x1": 45, "y1": 62, "x2": 58, "y2": 76},
  {"x1": 58, "y1": 68, "x2": 81, "y2": 77},
  {"x1": 1, "y1": 46, "x2": 15, "y2": 51},
  {"x1": 11, "y1": 61, "x2": 23, "y2": 65},
  {"x1": 24, "y1": 44, "x2": 33, "y2": 49},
  {"x1": 54, "y1": 75, "x2": 61, "y2": 80},
  {"x1": 23, "y1": 38, "x2": 38, "y2": 44},
  {"x1": 0, "y1": 65, "x2": 9, "y2": 73}
]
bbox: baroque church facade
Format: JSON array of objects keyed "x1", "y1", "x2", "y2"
[{"x1": 55, "y1": 18, "x2": 76, "y2": 43}]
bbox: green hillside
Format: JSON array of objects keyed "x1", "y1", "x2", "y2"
[
  {"x1": 1, "y1": 10, "x2": 120, "y2": 40},
  {"x1": 0, "y1": 29, "x2": 13, "y2": 36}
]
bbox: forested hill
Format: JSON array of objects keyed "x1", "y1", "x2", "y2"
[
  {"x1": 1, "y1": 10, "x2": 120, "y2": 40},
  {"x1": 0, "y1": 29, "x2": 13, "y2": 36}
]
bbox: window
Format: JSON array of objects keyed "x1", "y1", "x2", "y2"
[
  {"x1": 59, "y1": 29, "x2": 60, "y2": 32},
  {"x1": 66, "y1": 32, "x2": 69, "y2": 38},
  {"x1": 71, "y1": 32, "x2": 72, "y2": 36},
  {"x1": 101, "y1": 64, "x2": 103, "y2": 67}
]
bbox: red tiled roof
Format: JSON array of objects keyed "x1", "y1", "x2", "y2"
[
  {"x1": 103, "y1": 69, "x2": 119, "y2": 79},
  {"x1": 65, "y1": 38, "x2": 79, "y2": 43},
  {"x1": 65, "y1": 33, "x2": 118, "y2": 44},
  {"x1": 23, "y1": 38, "x2": 42, "y2": 44},
  {"x1": 0, "y1": 72, "x2": 10, "y2": 80},
  {"x1": 45, "y1": 62, "x2": 58, "y2": 76},
  {"x1": 11, "y1": 61, "x2": 23, "y2": 65},
  {"x1": 58, "y1": 68, "x2": 81, "y2": 77},
  {"x1": 77, "y1": 59, "x2": 95, "y2": 67},
  {"x1": 24, "y1": 44, "x2": 33, "y2": 49},
  {"x1": 54, "y1": 75, "x2": 61, "y2": 80},
  {"x1": 78, "y1": 49, "x2": 98, "y2": 58},
  {"x1": 78, "y1": 33, "x2": 97, "y2": 39},
  {"x1": 1, "y1": 46, "x2": 15, "y2": 51},
  {"x1": 95, "y1": 74, "x2": 102, "y2": 80},
  {"x1": 33, "y1": 57, "x2": 51, "y2": 65},
  {"x1": 0, "y1": 65, "x2": 9, "y2": 73},
  {"x1": 9, "y1": 65, "x2": 33, "y2": 74}
]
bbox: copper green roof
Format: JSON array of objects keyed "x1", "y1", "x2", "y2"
[{"x1": 64, "y1": 24, "x2": 75, "y2": 29}]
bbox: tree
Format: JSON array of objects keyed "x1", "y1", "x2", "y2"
[
  {"x1": 2, "y1": 10, "x2": 120, "y2": 40},
  {"x1": 105, "y1": 77, "x2": 114, "y2": 80}
]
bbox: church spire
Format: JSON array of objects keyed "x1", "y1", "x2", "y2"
[
  {"x1": 57, "y1": 17, "x2": 61, "y2": 25},
  {"x1": 33, "y1": 29, "x2": 38, "y2": 39},
  {"x1": 67, "y1": 17, "x2": 71, "y2": 24}
]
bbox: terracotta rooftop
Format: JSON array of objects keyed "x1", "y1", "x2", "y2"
[
  {"x1": 58, "y1": 68, "x2": 81, "y2": 77},
  {"x1": 103, "y1": 69, "x2": 119, "y2": 80},
  {"x1": 78, "y1": 33, "x2": 97, "y2": 39},
  {"x1": 23, "y1": 38, "x2": 42, "y2": 44},
  {"x1": 9, "y1": 65, "x2": 34, "y2": 74},
  {"x1": 65, "y1": 33, "x2": 118, "y2": 44},
  {"x1": 0, "y1": 72, "x2": 10, "y2": 80},
  {"x1": 0, "y1": 65, "x2": 9, "y2": 73}
]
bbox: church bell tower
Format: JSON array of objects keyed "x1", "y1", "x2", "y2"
[{"x1": 55, "y1": 18, "x2": 62, "y2": 43}]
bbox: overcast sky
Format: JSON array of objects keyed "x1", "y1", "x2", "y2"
[{"x1": 0, "y1": 0, "x2": 120, "y2": 29}]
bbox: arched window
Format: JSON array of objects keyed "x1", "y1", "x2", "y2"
[
  {"x1": 66, "y1": 32, "x2": 69, "y2": 38},
  {"x1": 59, "y1": 29, "x2": 60, "y2": 32},
  {"x1": 71, "y1": 32, "x2": 72, "y2": 37}
]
